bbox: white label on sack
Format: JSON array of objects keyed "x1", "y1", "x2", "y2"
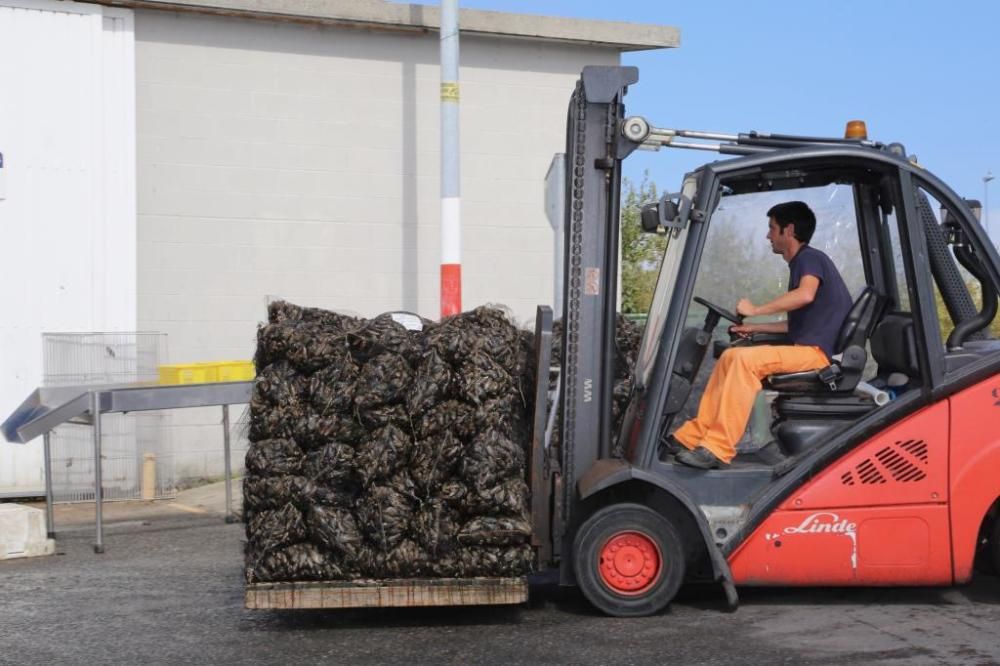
[{"x1": 390, "y1": 313, "x2": 424, "y2": 331}]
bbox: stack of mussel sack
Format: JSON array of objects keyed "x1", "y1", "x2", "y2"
[{"x1": 244, "y1": 301, "x2": 537, "y2": 583}]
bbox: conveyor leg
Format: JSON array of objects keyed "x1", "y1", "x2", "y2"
[
  {"x1": 91, "y1": 391, "x2": 104, "y2": 554},
  {"x1": 43, "y1": 432, "x2": 55, "y2": 539},
  {"x1": 222, "y1": 404, "x2": 235, "y2": 524}
]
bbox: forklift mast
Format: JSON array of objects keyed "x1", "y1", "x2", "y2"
[{"x1": 555, "y1": 67, "x2": 642, "y2": 573}]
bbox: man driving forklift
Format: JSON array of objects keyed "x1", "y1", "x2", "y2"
[{"x1": 669, "y1": 201, "x2": 853, "y2": 469}]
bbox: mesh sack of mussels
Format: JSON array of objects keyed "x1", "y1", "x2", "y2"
[{"x1": 244, "y1": 301, "x2": 538, "y2": 583}]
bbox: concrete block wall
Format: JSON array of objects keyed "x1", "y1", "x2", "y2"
[{"x1": 134, "y1": 10, "x2": 616, "y2": 475}]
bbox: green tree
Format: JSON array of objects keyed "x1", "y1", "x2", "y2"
[
  {"x1": 934, "y1": 280, "x2": 1000, "y2": 343},
  {"x1": 620, "y1": 175, "x2": 667, "y2": 313}
]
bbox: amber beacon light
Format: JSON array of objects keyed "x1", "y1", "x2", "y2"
[{"x1": 845, "y1": 120, "x2": 868, "y2": 140}]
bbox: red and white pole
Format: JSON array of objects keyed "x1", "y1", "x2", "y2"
[
  {"x1": 439, "y1": 0, "x2": 461, "y2": 318},
  {"x1": 440, "y1": 204, "x2": 461, "y2": 317}
]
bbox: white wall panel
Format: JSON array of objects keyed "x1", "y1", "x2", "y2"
[{"x1": 0, "y1": 0, "x2": 136, "y2": 491}]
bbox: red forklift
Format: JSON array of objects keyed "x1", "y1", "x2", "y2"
[{"x1": 537, "y1": 66, "x2": 1000, "y2": 617}]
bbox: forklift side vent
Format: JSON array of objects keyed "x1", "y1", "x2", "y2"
[
  {"x1": 854, "y1": 460, "x2": 886, "y2": 485},
  {"x1": 840, "y1": 439, "x2": 928, "y2": 486},
  {"x1": 875, "y1": 443, "x2": 928, "y2": 483}
]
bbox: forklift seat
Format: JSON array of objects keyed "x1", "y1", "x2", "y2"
[
  {"x1": 869, "y1": 311, "x2": 921, "y2": 379},
  {"x1": 765, "y1": 286, "x2": 887, "y2": 395},
  {"x1": 772, "y1": 309, "x2": 915, "y2": 457}
]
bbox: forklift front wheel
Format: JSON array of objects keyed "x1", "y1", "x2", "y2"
[{"x1": 573, "y1": 503, "x2": 686, "y2": 617}]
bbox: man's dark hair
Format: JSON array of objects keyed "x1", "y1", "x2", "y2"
[{"x1": 767, "y1": 201, "x2": 816, "y2": 243}]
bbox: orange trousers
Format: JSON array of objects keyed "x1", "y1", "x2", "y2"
[{"x1": 673, "y1": 345, "x2": 828, "y2": 463}]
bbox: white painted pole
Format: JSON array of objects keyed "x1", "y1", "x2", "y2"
[{"x1": 440, "y1": 0, "x2": 461, "y2": 318}]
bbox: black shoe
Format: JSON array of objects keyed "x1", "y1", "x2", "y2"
[{"x1": 675, "y1": 446, "x2": 725, "y2": 470}]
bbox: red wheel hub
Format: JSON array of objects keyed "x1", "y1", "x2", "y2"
[{"x1": 598, "y1": 531, "x2": 662, "y2": 595}]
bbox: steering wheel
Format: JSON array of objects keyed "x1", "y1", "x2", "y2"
[{"x1": 693, "y1": 296, "x2": 743, "y2": 325}]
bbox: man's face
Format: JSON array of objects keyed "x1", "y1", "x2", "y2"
[{"x1": 766, "y1": 218, "x2": 795, "y2": 254}]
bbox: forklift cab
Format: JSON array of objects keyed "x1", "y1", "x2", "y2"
[
  {"x1": 554, "y1": 66, "x2": 1000, "y2": 617},
  {"x1": 628, "y1": 149, "x2": 999, "y2": 466}
]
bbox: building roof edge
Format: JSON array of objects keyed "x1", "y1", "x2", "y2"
[{"x1": 83, "y1": 0, "x2": 680, "y2": 51}]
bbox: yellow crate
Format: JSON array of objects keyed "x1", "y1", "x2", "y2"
[
  {"x1": 216, "y1": 360, "x2": 255, "y2": 382},
  {"x1": 158, "y1": 363, "x2": 217, "y2": 385},
  {"x1": 158, "y1": 360, "x2": 254, "y2": 385}
]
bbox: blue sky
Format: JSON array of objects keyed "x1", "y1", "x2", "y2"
[{"x1": 452, "y1": 0, "x2": 1000, "y2": 235}]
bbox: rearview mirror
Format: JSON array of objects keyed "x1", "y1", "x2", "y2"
[
  {"x1": 639, "y1": 196, "x2": 679, "y2": 233},
  {"x1": 640, "y1": 202, "x2": 660, "y2": 232}
]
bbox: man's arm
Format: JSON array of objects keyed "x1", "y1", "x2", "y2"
[
  {"x1": 731, "y1": 320, "x2": 789, "y2": 335},
  {"x1": 736, "y1": 274, "x2": 820, "y2": 318}
]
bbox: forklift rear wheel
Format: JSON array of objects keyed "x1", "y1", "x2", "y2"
[
  {"x1": 573, "y1": 503, "x2": 686, "y2": 617},
  {"x1": 991, "y1": 517, "x2": 1000, "y2": 575}
]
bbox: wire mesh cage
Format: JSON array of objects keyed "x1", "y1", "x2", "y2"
[{"x1": 42, "y1": 332, "x2": 173, "y2": 503}]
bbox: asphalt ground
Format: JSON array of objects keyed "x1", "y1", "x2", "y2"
[{"x1": 3, "y1": 490, "x2": 1000, "y2": 665}]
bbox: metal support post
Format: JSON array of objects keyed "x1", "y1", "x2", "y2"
[
  {"x1": 91, "y1": 390, "x2": 104, "y2": 554},
  {"x1": 439, "y1": 0, "x2": 462, "y2": 317},
  {"x1": 43, "y1": 432, "x2": 55, "y2": 538},
  {"x1": 545, "y1": 154, "x2": 566, "y2": 314},
  {"x1": 222, "y1": 404, "x2": 235, "y2": 523}
]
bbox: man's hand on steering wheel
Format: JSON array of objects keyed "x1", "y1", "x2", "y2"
[{"x1": 736, "y1": 298, "x2": 758, "y2": 318}]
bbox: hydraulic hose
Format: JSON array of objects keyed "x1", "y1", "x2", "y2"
[{"x1": 947, "y1": 241, "x2": 998, "y2": 350}]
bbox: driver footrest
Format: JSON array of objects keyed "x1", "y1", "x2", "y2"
[{"x1": 774, "y1": 420, "x2": 843, "y2": 456}]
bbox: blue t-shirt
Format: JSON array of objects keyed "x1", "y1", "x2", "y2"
[{"x1": 787, "y1": 245, "x2": 852, "y2": 359}]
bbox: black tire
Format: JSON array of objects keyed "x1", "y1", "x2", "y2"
[
  {"x1": 573, "y1": 502, "x2": 686, "y2": 617},
  {"x1": 991, "y1": 518, "x2": 1000, "y2": 576}
]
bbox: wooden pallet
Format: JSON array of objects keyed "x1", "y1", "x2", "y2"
[{"x1": 245, "y1": 577, "x2": 529, "y2": 610}]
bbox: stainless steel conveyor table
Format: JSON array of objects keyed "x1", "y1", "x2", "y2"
[{"x1": 2, "y1": 381, "x2": 252, "y2": 552}]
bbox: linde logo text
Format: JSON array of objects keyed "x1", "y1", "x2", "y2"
[{"x1": 783, "y1": 512, "x2": 857, "y2": 535}]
